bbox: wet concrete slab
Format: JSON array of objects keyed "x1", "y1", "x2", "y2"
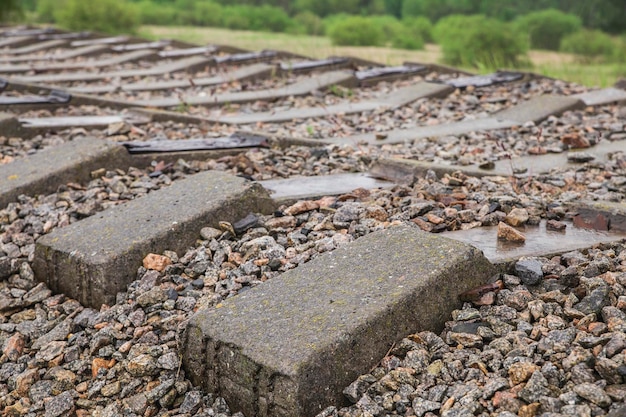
[
  {"x1": 139, "y1": 70, "x2": 358, "y2": 108},
  {"x1": 331, "y1": 117, "x2": 518, "y2": 146},
  {"x1": 574, "y1": 88, "x2": 626, "y2": 106},
  {"x1": 495, "y1": 95, "x2": 585, "y2": 124},
  {"x1": 443, "y1": 219, "x2": 626, "y2": 264},
  {"x1": 216, "y1": 82, "x2": 453, "y2": 124},
  {"x1": 260, "y1": 172, "x2": 393, "y2": 202},
  {"x1": 183, "y1": 225, "x2": 495, "y2": 417},
  {"x1": 4, "y1": 50, "x2": 157, "y2": 76},
  {"x1": 33, "y1": 171, "x2": 275, "y2": 307}
]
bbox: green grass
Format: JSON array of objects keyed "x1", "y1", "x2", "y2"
[{"x1": 140, "y1": 25, "x2": 626, "y2": 87}]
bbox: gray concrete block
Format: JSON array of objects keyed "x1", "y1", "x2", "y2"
[
  {"x1": 494, "y1": 95, "x2": 585, "y2": 124},
  {"x1": 33, "y1": 171, "x2": 276, "y2": 308},
  {"x1": 332, "y1": 117, "x2": 518, "y2": 146},
  {"x1": 139, "y1": 70, "x2": 358, "y2": 108},
  {"x1": 0, "y1": 112, "x2": 21, "y2": 138},
  {"x1": 0, "y1": 137, "x2": 133, "y2": 209},
  {"x1": 574, "y1": 88, "x2": 626, "y2": 106},
  {"x1": 217, "y1": 82, "x2": 452, "y2": 124},
  {"x1": 183, "y1": 225, "x2": 495, "y2": 417},
  {"x1": 7, "y1": 50, "x2": 157, "y2": 79}
]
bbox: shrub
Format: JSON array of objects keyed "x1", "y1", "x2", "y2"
[
  {"x1": 35, "y1": 0, "x2": 63, "y2": 23},
  {"x1": 402, "y1": 16, "x2": 433, "y2": 43},
  {"x1": 292, "y1": 11, "x2": 323, "y2": 35},
  {"x1": 367, "y1": 15, "x2": 424, "y2": 50},
  {"x1": 515, "y1": 9, "x2": 582, "y2": 51},
  {"x1": 436, "y1": 15, "x2": 528, "y2": 69},
  {"x1": 54, "y1": 0, "x2": 141, "y2": 34},
  {"x1": 560, "y1": 30, "x2": 616, "y2": 63},
  {"x1": 220, "y1": 5, "x2": 293, "y2": 33},
  {"x1": 175, "y1": 0, "x2": 223, "y2": 27},
  {"x1": 327, "y1": 16, "x2": 384, "y2": 47},
  {"x1": 137, "y1": 1, "x2": 179, "y2": 25}
]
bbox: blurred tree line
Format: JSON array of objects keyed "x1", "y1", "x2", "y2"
[
  {"x1": 11, "y1": 0, "x2": 626, "y2": 34},
  {"x1": 8, "y1": 0, "x2": 626, "y2": 70}
]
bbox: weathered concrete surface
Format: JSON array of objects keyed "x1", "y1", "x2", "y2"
[
  {"x1": 216, "y1": 82, "x2": 453, "y2": 124},
  {"x1": 369, "y1": 158, "x2": 505, "y2": 184},
  {"x1": 260, "y1": 172, "x2": 393, "y2": 202},
  {"x1": 33, "y1": 171, "x2": 276, "y2": 308},
  {"x1": 15, "y1": 55, "x2": 209, "y2": 84},
  {"x1": 371, "y1": 138, "x2": 626, "y2": 182},
  {"x1": 74, "y1": 63, "x2": 275, "y2": 94},
  {"x1": 495, "y1": 95, "x2": 585, "y2": 124},
  {"x1": 183, "y1": 225, "x2": 495, "y2": 417},
  {"x1": 5, "y1": 50, "x2": 157, "y2": 78},
  {"x1": 331, "y1": 117, "x2": 517, "y2": 146},
  {"x1": 0, "y1": 137, "x2": 133, "y2": 209},
  {"x1": 0, "y1": 112, "x2": 21, "y2": 138},
  {"x1": 0, "y1": 44, "x2": 108, "y2": 63},
  {"x1": 1, "y1": 39, "x2": 66, "y2": 55},
  {"x1": 0, "y1": 35, "x2": 34, "y2": 49},
  {"x1": 489, "y1": 139, "x2": 626, "y2": 176},
  {"x1": 574, "y1": 88, "x2": 626, "y2": 106},
  {"x1": 139, "y1": 70, "x2": 358, "y2": 108}
]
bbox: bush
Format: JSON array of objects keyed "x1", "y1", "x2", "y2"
[
  {"x1": 175, "y1": 0, "x2": 223, "y2": 26},
  {"x1": 54, "y1": 0, "x2": 140, "y2": 34},
  {"x1": 220, "y1": 5, "x2": 293, "y2": 33},
  {"x1": 515, "y1": 9, "x2": 582, "y2": 51},
  {"x1": 402, "y1": 16, "x2": 433, "y2": 43},
  {"x1": 137, "y1": 1, "x2": 179, "y2": 25},
  {"x1": 560, "y1": 30, "x2": 616, "y2": 63},
  {"x1": 327, "y1": 16, "x2": 384, "y2": 47},
  {"x1": 291, "y1": 11, "x2": 323, "y2": 35},
  {"x1": 35, "y1": 0, "x2": 63, "y2": 23},
  {"x1": 436, "y1": 15, "x2": 528, "y2": 69},
  {"x1": 368, "y1": 15, "x2": 424, "y2": 50}
]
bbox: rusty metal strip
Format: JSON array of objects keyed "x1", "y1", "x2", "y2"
[
  {"x1": 0, "y1": 90, "x2": 71, "y2": 105},
  {"x1": 279, "y1": 57, "x2": 351, "y2": 72},
  {"x1": 443, "y1": 71, "x2": 524, "y2": 89},
  {"x1": 214, "y1": 50, "x2": 277, "y2": 64},
  {"x1": 355, "y1": 65, "x2": 426, "y2": 81},
  {"x1": 122, "y1": 132, "x2": 269, "y2": 153},
  {"x1": 158, "y1": 45, "x2": 218, "y2": 58},
  {"x1": 112, "y1": 40, "x2": 171, "y2": 52}
]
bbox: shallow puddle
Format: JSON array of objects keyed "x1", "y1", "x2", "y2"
[{"x1": 444, "y1": 219, "x2": 626, "y2": 263}]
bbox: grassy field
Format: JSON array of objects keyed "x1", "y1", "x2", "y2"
[{"x1": 140, "y1": 25, "x2": 626, "y2": 88}]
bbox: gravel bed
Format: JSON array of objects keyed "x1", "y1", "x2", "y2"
[
  {"x1": 327, "y1": 239, "x2": 626, "y2": 417},
  {"x1": 201, "y1": 77, "x2": 588, "y2": 133},
  {"x1": 366, "y1": 105, "x2": 626, "y2": 167},
  {"x1": 1, "y1": 141, "x2": 625, "y2": 416}
]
